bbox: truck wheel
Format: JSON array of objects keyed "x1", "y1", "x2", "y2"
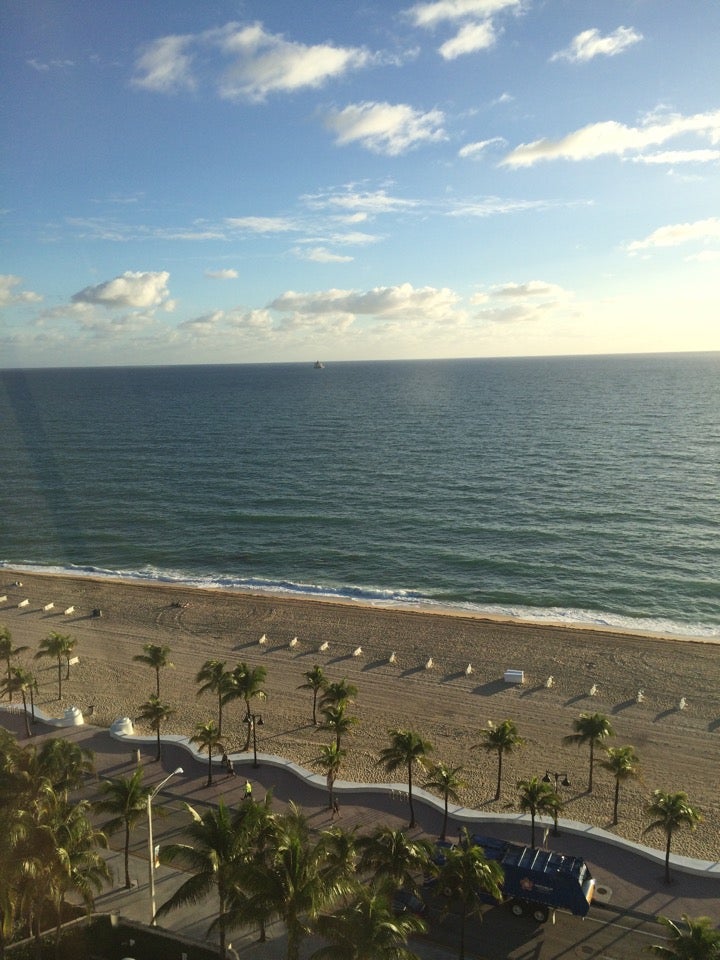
[
  {"x1": 510, "y1": 901, "x2": 525, "y2": 917},
  {"x1": 532, "y1": 906, "x2": 549, "y2": 923}
]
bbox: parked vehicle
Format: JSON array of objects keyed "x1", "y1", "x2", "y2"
[{"x1": 468, "y1": 834, "x2": 596, "y2": 923}]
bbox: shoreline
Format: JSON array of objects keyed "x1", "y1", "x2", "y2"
[
  {"x1": 1, "y1": 567, "x2": 719, "y2": 861},
  {"x1": 3, "y1": 563, "x2": 718, "y2": 647}
]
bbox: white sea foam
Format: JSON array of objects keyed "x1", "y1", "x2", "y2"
[{"x1": 2, "y1": 560, "x2": 718, "y2": 642}]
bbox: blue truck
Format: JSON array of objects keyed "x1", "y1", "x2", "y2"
[{"x1": 468, "y1": 834, "x2": 596, "y2": 923}]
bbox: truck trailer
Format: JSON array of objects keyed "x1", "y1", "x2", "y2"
[{"x1": 470, "y1": 834, "x2": 596, "y2": 923}]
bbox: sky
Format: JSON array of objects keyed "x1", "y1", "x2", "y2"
[{"x1": 1, "y1": 0, "x2": 720, "y2": 368}]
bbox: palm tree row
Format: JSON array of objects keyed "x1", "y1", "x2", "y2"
[{"x1": 0, "y1": 625, "x2": 79, "y2": 706}]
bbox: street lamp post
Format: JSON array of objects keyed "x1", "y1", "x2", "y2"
[
  {"x1": 147, "y1": 766, "x2": 183, "y2": 925},
  {"x1": 542, "y1": 771, "x2": 570, "y2": 837},
  {"x1": 243, "y1": 712, "x2": 264, "y2": 768}
]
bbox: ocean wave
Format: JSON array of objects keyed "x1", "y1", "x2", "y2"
[{"x1": 2, "y1": 559, "x2": 718, "y2": 641}]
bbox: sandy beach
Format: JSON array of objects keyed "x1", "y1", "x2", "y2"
[{"x1": 1, "y1": 569, "x2": 719, "y2": 860}]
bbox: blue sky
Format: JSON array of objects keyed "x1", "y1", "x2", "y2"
[{"x1": 2, "y1": 0, "x2": 719, "y2": 367}]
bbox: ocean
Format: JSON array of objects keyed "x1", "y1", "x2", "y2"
[{"x1": 1, "y1": 354, "x2": 719, "y2": 639}]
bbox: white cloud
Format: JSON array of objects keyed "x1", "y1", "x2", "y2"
[
  {"x1": 132, "y1": 35, "x2": 196, "y2": 93},
  {"x1": 473, "y1": 279, "x2": 574, "y2": 324},
  {"x1": 550, "y1": 26, "x2": 642, "y2": 64},
  {"x1": 0, "y1": 275, "x2": 43, "y2": 307},
  {"x1": 270, "y1": 282, "x2": 461, "y2": 322},
  {"x1": 302, "y1": 185, "x2": 417, "y2": 215},
  {"x1": 293, "y1": 247, "x2": 354, "y2": 263},
  {"x1": 448, "y1": 196, "x2": 580, "y2": 217},
  {"x1": 502, "y1": 108, "x2": 720, "y2": 167},
  {"x1": 225, "y1": 216, "x2": 298, "y2": 233},
  {"x1": 439, "y1": 21, "x2": 496, "y2": 59},
  {"x1": 72, "y1": 271, "x2": 172, "y2": 309},
  {"x1": 458, "y1": 136, "x2": 506, "y2": 158},
  {"x1": 27, "y1": 58, "x2": 75, "y2": 72},
  {"x1": 629, "y1": 149, "x2": 720, "y2": 164},
  {"x1": 133, "y1": 22, "x2": 371, "y2": 102},
  {"x1": 626, "y1": 217, "x2": 720, "y2": 254},
  {"x1": 407, "y1": 0, "x2": 521, "y2": 28},
  {"x1": 492, "y1": 280, "x2": 569, "y2": 298},
  {"x1": 205, "y1": 269, "x2": 239, "y2": 279},
  {"x1": 214, "y1": 22, "x2": 371, "y2": 101},
  {"x1": 324, "y1": 101, "x2": 447, "y2": 155}
]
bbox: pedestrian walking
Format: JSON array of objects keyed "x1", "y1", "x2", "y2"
[
  {"x1": 244, "y1": 779, "x2": 252, "y2": 800},
  {"x1": 227, "y1": 758, "x2": 235, "y2": 777},
  {"x1": 332, "y1": 797, "x2": 340, "y2": 819}
]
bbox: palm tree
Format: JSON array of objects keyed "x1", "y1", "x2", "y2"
[
  {"x1": 133, "y1": 643, "x2": 173, "y2": 697},
  {"x1": 644, "y1": 790, "x2": 702, "y2": 884},
  {"x1": 137, "y1": 694, "x2": 175, "y2": 762},
  {"x1": 34, "y1": 632, "x2": 76, "y2": 700},
  {"x1": 312, "y1": 742, "x2": 346, "y2": 811},
  {"x1": 237, "y1": 804, "x2": 354, "y2": 960},
  {"x1": 95, "y1": 766, "x2": 151, "y2": 888},
  {"x1": 378, "y1": 730, "x2": 433, "y2": 829},
  {"x1": 157, "y1": 800, "x2": 252, "y2": 956},
  {"x1": 649, "y1": 914, "x2": 720, "y2": 958},
  {"x1": 191, "y1": 720, "x2": 224, "y2": 787},
  {"x1": 563, "y1": 712, "x2": 614, "y2": 793},
  {"x1": 477, "y1": 719, "x2": 525, "y2": 801},
  {"x1": 41, "y1": 795, "x2": 110, "y2": 951},
  {"x1": 195, "y1": 659, "x2": 233, "y2": 736},
  {"x1": 0, "y1": 627, "x2": 29, "y2": 702},
  {"x1": 321, "y1": 703, "x2": 358, "y2": 752},
  {"x1": 602, "y1": 745, "x2": 639, "y2": 825},
  {"x1": 36, "y1": 737, "x2": 94, "y2": 795},
  {"x1": 320, "y1": 678, "x2": 358, "y2": 710},
  {"x1": 310, "y1": 881, "x2": 427, "y2": 960},
  {"x1": 231, "y1": 663, "x2": 268, "y2": 750},
  {"x1": 0, "y1": 669, "x2": 33, "y2": 737},
  {"x1": 516, "y1": 777, "x2": 559, "y2": 848},
  {"x1": 435, "y1": 833, "x2": 504, "y2": 960},
  {"x1": 357, "y1": 826, "x2": 433, "y2": 892},
  {"x1": 299, "y1": 665, "x2": 327, "y2": 725},
  {"x1": 423, "y1": 762, "x2": 467, "y2": 841}
]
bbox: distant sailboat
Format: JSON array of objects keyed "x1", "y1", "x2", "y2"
[{"x1": 314, "y1": 360, "x2": 325, "y2": 369}]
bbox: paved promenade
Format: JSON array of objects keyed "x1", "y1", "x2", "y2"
[{"x1": 2, "y1": 708, "x2": 719, "y2": 957}]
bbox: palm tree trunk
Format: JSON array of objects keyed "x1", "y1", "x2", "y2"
[
  {"x1": 21, "y1": 691, "x2": 30, "y2": 738},
  {"x1": 459, "y1": 899, "x2": 467, "y2": 960},
  {"x1": 530, "y1": 811, "x2": 536, "y2": 849},
  {"x1": 156, "y1": 727, "x2": 161, "y2": 762},
  {"x1": 57, "y1": 657, "x2": 63, "y2": 699},
  {"x1": 441, "y1": 795, "x2": 448, "y2": 841},
  {"x1": 124, "y1": 822, "x2": 131, "y2": 888},
  {"x1": 664, "y1": 830, "x2": 672, "y2": 884},
  {"x1": 495, "y1": 750, "x2": 503, "y2": 800},
  {"x1": 155, "y1": 669, "x2": 160, "y2": 698},
  {"x1": 207, "y1": 750, "x2": 213, "y2": 787},
  {"x1": 588, "y1": 742, "x2": 594, "y2": 793},
  {"x1": 407, "y1": 762, "x2": 415, "y2": 828},
  {"x1": 613, "y1": 779, "x2": 620, "y2": 824}
]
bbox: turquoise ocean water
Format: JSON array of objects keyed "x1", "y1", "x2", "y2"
[{"x1": 1, "y1": 354, "x2": 718, "y2": 639}]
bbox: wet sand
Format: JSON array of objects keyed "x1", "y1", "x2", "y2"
[{"x1": 1, "y1": 569, "x2": 719, "y2": 859}]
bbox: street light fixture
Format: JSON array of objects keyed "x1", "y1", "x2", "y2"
[
  {"x1": 147, "y1": 766, "x2": 183, "y2": 925},
  {"x1": 243, "y1": 712, "x2": 264, "y2": 768},
  {"x1": 542, "y1": 771, "x2": 570, "y2": 837}
]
